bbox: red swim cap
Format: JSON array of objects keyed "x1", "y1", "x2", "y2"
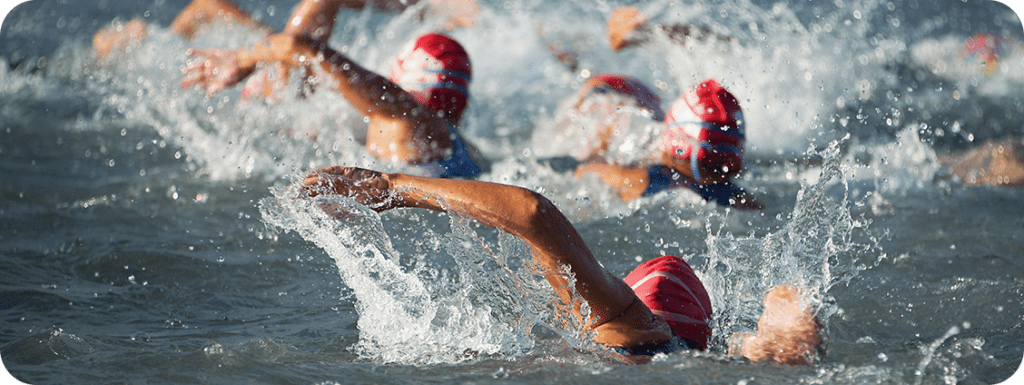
[
  {"x1": 659, "y1": 79, "x2": 745, "y2": 181},
  {"x1": 389, "y1": 33, "x2": 472, "y2": 123},
  {"x1": 583, "y1": 74, "x2": 665, "y2": 121},
  {"x1": 623, "y1": 256, "x2": 713, "y2": 350}
]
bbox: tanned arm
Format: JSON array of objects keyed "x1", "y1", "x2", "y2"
[
  {"x1": 575, "y1": 162, "x2": 649, "y2": 202},
  {"x1": 299, "y1": 166, "x2": 673, "y2": 348}
]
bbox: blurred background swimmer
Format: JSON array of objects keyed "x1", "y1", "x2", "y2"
[
  {"x1": 605, "y1": 6, "x2": 734, "y2": 52},
  {"x1": 92, "y1": 0, "x2": 479, "y2": 98},
  {"x1": 961, "y1": 32, "x2": 1010, "y2": 77},
  {"x1": 939, "y1": 138, "x2": 1024, "y2": 187},
  {"x1": 182, "y1": 31, "x2": 489, "y2": 178},
  {"x1": 551, "y1": 74, "x2": 762, "y2": 209}
]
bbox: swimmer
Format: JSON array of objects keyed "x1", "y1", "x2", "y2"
[
  {"x1": 91, "y1": 0, "x2": 478, "y2": 68},
  {"x1": 606, "y1": 6, "x2": 733, "y2": 52},
  {"x1": 961, "y1": 33, "x2": 1004, "y2": 76},
  {"x1": 568, "y1": 75, "x2": 762, "y2": 209},
  {"x1": 297, "y1": 165, "x2": 824, "y2": 365},
  {"x1": 182, "y1": 31, "x2": 488, "y2": 178},
  {"x1": 938, "y1": 138, "x2": 1024, "y2": 187}
]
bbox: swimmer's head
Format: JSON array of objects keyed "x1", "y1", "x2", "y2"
[
  {"x1": 389, "y1": 33, "x2": 472, "y2": 123},
  {"x1": 578, "y1": 74, "x2": 665, "y2": 121},
  {"x1": 659, "y1": 79, "x2": 744, "y2": 183},
  {"x1": 624, "y1": 256, "x2": 713, "y2": 350}
]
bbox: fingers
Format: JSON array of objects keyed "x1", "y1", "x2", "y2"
[
  {"x1": 181, "y1": 50, "x2": 211, "y2": 90},
  {"x1": 181, "y1": 49, "x2": 232, "y2": 96},
  {"x1": 297, "y1": 167, "x2": 394, "y2": 211}
]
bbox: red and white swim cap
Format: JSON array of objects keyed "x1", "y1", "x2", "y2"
[
  {"x1": 583, "y1": 74, "x2": 665, "y2": 121},
  {"x1": 659, "y1": 79, "x2": 745, "y2": 181},
  {"x1": 389, "y1": 33, "x2": 472, "y2": 123},
  {"x1": 624, "y1": 256, "x2": 713, "y2": 350}
]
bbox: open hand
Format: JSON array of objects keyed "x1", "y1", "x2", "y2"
[
  {"x1": 300, "y1": 167, "x2": 398, "y2": 212},
  {"x1": 606, "y1": 6, "x2": 648, "y2": 51},
  {"x1": 182, "y1": 49, "x2": 255, "y2": 97}
]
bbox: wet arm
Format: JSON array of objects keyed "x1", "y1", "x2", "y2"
[
  {"x1": 301, "y1": 167, "x2": 653, "y2": 344},
  {"x1": 388, "y1": 172, "x2": 640, "y2": 327},
  {"x1": 170, "y1": 0, "x2": 270, "y2": 40},
  {"x1": 237, "y1": 34, "x2": 435, "y2": 122},
  {"x1": 575, "y1": 162, "x2": 649, "y2": 202}
]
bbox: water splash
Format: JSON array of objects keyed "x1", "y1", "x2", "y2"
[
  {"x1": 701, "y1": 137, "x2": 871, "y2": 350},
  {"x1": 914, "y1": 325, "x2": 960, "y2": 385},
  {"x1": 259, "y1": 186, "x2": 593, "y2": 364}
]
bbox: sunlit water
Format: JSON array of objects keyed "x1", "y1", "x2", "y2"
[{"x1": 2, "y1": 0, "x2": 1023, "y2": 383}]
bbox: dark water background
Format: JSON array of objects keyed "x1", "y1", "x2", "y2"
[{"x1": 2, "y1": 0, "x2": 1023, "y2": 383}]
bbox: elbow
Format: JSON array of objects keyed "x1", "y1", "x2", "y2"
[{"x1": 514, "y1": 188, "x2": 567, "y2": 235}]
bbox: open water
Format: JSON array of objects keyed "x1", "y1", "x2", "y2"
[{"x1": 1, "y1": 0, "x2": 1023, "y2": 383}]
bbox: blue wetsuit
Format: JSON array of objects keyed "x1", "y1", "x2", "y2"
[
  {"x1": 416, "y1": 123, "x2": 482, "y2": 178},
  {"x1": 641, "y1": 164, "x2": 746, "y2": 207}
]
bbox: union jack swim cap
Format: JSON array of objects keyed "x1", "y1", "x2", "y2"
[
  {"x1": 583, "y1": 74, "x2": 665, "y2": 121},
  {"x1": 659, "y1": 79, "x2": 745, "y2": 181},
  {"x1": 624, "y1": 256, "x2": 713, "y2": 350},
  {"x1": 389, "y1": 33, "x2": 472, "y2": 123}
]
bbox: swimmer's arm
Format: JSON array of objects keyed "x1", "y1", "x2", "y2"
[
  {"x1": 300, "y1": 166, "x2": 670, "y2": 347},
  {"x1": 280, "y1": 35, "x2": 449, "y2": 128},
  {"x1": 185, "y1": 33, "x2": 440, "y2": 125},
  {"x1": 170, "y1": 0, "x2": 270, "y2": 40},
  {"x1": 282, "y1": 0, "x2": 353, "y2": 41},
  {"x1": 575, "y1": 162, "x2": 648, "y2": 201},
  {"x1": 284, "y1": 0, "x2": 477, "y2": 36}
]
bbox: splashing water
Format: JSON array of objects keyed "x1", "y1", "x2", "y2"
[
  {"x1": 258, "y1": 186, "x2": 595, "y2": 364},
  {"x1": 701, "y1": 137, "x2": 872, "y2": 349}
]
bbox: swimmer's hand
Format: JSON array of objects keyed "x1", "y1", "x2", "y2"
[
  {"x1": 300, "y1": 166, "x2": 399, "y2": 212},
  {"x1": 428, "y1": 0, "x2": 479, "y2": 30},
  {"x1": 182, "y1": 49, "x2": 255, "y2": 97},
  {"x1": 607, "y1": 6, "x2": 649, "y2": 51},
  {"x1": 728, "y1": 284, "x2": 824, "y2": 365},
  {"x1": 93, "y1": 19, "x2": 148, "y2": 62}
]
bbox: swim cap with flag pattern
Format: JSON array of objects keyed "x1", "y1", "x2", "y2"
[
  {"x1": 583, "y1": 74, "x2": 666, "y2": 121},
  {"x1": 623, "y1": 255, "x2": 713, "y2": 350},
  {"x1": 389, "y1": 32, "x2": 472, "y2": 123},
  {"x1": 659, "y1": 79, "x2": 745, "y2": 182}
]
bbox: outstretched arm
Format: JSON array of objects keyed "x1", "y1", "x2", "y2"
[
  {"x1": 280, "y1": 0, "x2": 479, "y2": 44},
  {"x1": 300, "y1": 166, "x2": 673, "y2": 348},
  {"x1": 170, "y1": 0, "x2": 270, "y2": 40},
  {"x1": 183, "y1": 33, "x2": 435, "y2": 121},
  {"x1": 606, "y1": 6, "x2": 733, "y2": 51}
]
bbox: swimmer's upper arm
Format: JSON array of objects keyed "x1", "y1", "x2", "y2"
[{"x1": 388, "y1": 174, "x2": 640, "y2": 330}]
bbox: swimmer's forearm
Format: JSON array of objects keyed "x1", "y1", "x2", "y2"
[
  {"x1": 242, "y1": 34, "x2": 423, "y2": 119},
  {"x1": 386, "y1": 173, "x2": 639, "y2": 328},
  {"x1": 282, "y1": 0, "x2": 349, "y2": 40}
]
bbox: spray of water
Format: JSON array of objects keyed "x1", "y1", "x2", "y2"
[
  {"x1": 700, "y1": 137, "x2": 872, "y2": 351},
  {"x1": 258, "y1": 185, "x2": 596, "y2": 364}
]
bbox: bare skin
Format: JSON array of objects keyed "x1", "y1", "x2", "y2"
[
  {"x1": 938, "y1": 139, "x2": 1024, "y2": 187},
  {"x1": 606, "y1": 6, "x2": 733, "y2": 51},
  {"x1": 92, "y1": 0, "x2": 478, "y2": 94},
  {"x1": 299, "y1": 166, "x2": 670, "y2": 349},
  {"x1": 565, "y1": 77, "x2": 761, "y2": 209},
  {"x1": 575, "y1": 151, "x2": 763, "y2": 209},
  {"x1": 181, "y1": 33, "x2": 470, "y2": 164},
  {"x1": 728, "y1": 284, "x2": 824, "y2": 365},
  {"x1": 297, "y1": 166, "x2": 822, "y2": 364}
]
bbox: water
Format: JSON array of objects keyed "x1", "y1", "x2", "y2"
[{"x1": 1, "y1": 0, "x2": 1023, "y2": 383}]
